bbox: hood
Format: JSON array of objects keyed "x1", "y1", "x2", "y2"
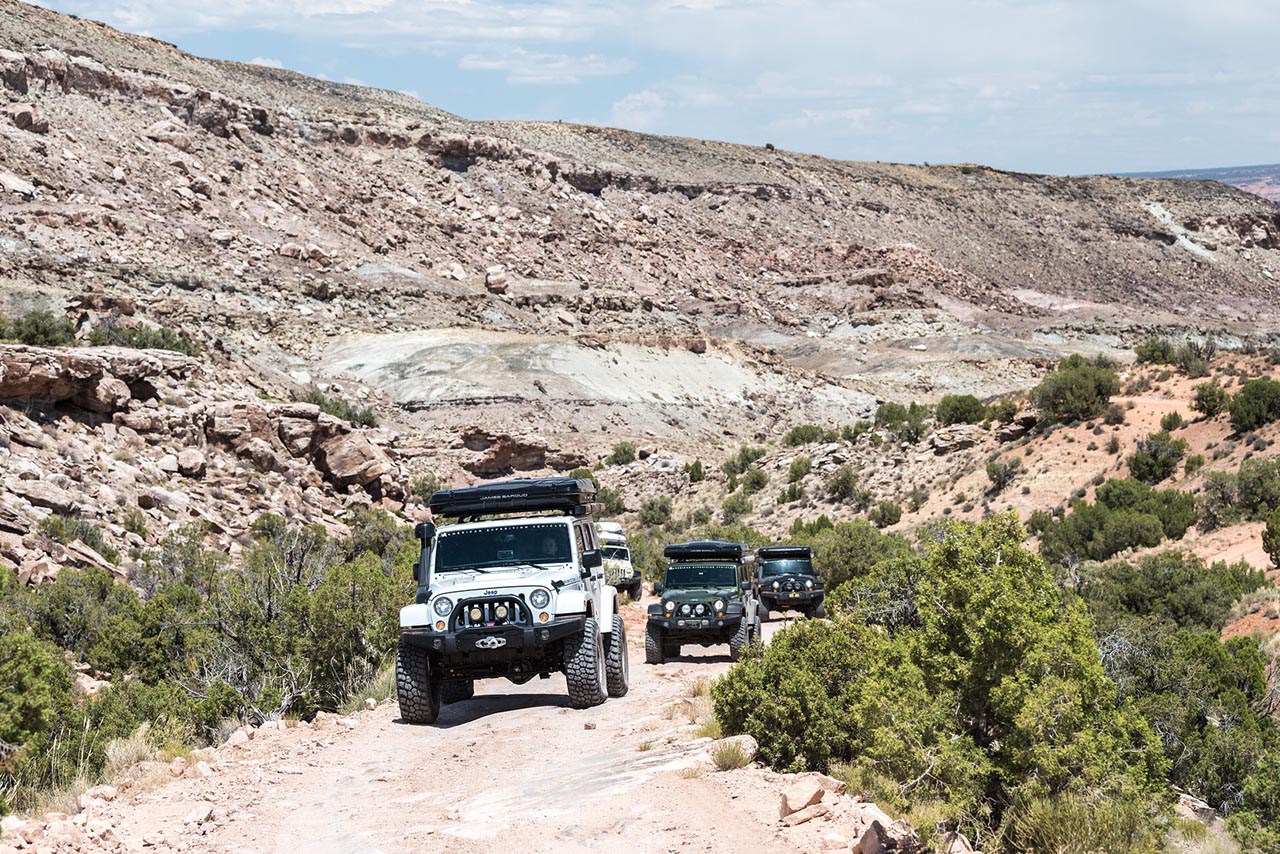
[
  {"x1": 661, "y1": 586, "x2": 736, "y2": 602},
  {"x1": 428, "y1": 563, "x2": 580, "y2": 596}
]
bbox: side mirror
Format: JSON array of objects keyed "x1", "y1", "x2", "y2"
[
  {"x1": 652, "y1": 581, "x2": 664, "y2": 594},
  {"x1": 414, "y1": 521, "x2": 436, "y2": 542},
  {"x1": 581, "y1": 549, "x2": 603, "y2": 569}
]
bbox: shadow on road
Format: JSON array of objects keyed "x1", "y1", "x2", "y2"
[{"x1": 395, "y1": 691, "x2": 572, "y2": 728}]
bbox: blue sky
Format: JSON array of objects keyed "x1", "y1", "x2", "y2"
[{"x1": 30, "y1": 0, "x2": 1280, "y2": 175}]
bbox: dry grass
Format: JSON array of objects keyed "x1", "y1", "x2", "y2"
[
  {"x1": 339, "y1": 664, "x2": 397, "y2": 714},
  {"x1": 693, "y1": 719, "x2": 722, "y2": 740},
  {"x1": 685, "y1": 677, "x2": 712, "y2": 698},
  {"x1": 709, "y1": 740, "x2": 749, "y2": 771},
  {"x1": 676, "y1": 766, "x2": 703, "y2": 779},
  {"x1": 104, "y1": 723, "x2": 156, "y2": 779}
]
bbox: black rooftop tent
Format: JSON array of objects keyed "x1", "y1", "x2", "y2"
[{"x1": 429, "y1": 477, "x2": 600, "y2": 518}]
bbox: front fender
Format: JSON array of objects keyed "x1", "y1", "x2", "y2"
[
  {"x1": 556, "y1": 590, "x2": 588, "y2": 616},
  {"x1": 400, "y1": 603, "x2": 433, "y2": 629}
]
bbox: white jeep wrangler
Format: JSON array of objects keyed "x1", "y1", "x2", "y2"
[{"x1": 396, "y1": 477, "x2": 628, "y2": 724}]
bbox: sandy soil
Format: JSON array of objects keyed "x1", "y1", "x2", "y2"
[{"x1": 80, "y1": 607, "x2": 831, "y2": 854}]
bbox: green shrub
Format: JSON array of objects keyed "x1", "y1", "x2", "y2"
[
  {"x1": 686, "y1": 459, "x2": 705, "y2": 483},
  {"x1": 1039, "y1": 479, "x2": 1195, "y2": 566},
  {"x1": 720, "y1": 492, "x2": 752, "y2": 523},
  {"x1": 606, "y1": 441, "x2": 637, "y2": 465},
  {"x1": 123, "y1": 508, "x2": 148, "y2": 538},
  {"x1": 714, "y1": 515, "x2": 1167, "y2": 843},
  {"x1": 989, "y1": 398, "x2": 1019, "y2": 424},
  {"x1": 936, "y1": 394, "x2": 987, "y2": 426},
  {"x1": 88, "y1": 320, "x2": 199, "y2": 356},
  {"x1": 1134, "y1": 336, "x2": 1176, "y2": 364},
  {"x1": 777, "y1": 483, "x2": 804, "y2": 504},
  {"x1": 598, "y1": 487, "x2": 625, "y2": 516},
  {"x1": 867, "y1": 501, "x2": 901, "y2": 528},
  {"x1": 986, "y1": 458, "x2": 1020, "y2": 493},
  {"x1": 1159, "y1": 411, "x2": 1183, "y2": 432},
  {"x1": 1126, "y1": 431, "x2": 1187, "y2": 484},
  {"x1": 1236, "y1": 458, "x2": 1280, "y2": 520},
  {"x1": 791, "y1": 519, "x2": 913, "y2": 590},
  {"x1": 410, "y1": 474, "x2": 442, "y2": 502},
  {"x1": 638, "y1": 497, "x2": 672, "y2": 528},
  {"x1": 1264, "y1": 505, "x2": 1280, "y2": 570},
  {"x1": 783, "y1": 424, "x2": 834, "y2": 446},
  {"x1": 824, "y1": 465, "x2": 858, "y2": 501},
  {"x1": 788, "y1": 456, "x2": 812, "y2": 483},
  {"x1": 1197, "y1": 471, "x2": 1241, "y2": 532},
  {"x1": 1103, "y1": 403, "x2": 1127, "y2": 426},
  {"x1": 1229, "y1": 378, "x2": 1280, "y2": 433},
  {"x1": 740, "y1": 468, "x2": 768, "y2": 495},
  {"x1": 297, "y1": 388, "x2": 377, "y2": 428},
  {"x1": 874, "y1": 401, "x2": 908, "y2": 431},
  {"x1": 1191, "y1": 381, "x2": 1229, "y2": 418},
  {"x1": 1031, "y1": 355, "x2": 1121, "y2": 425},
  {"x1": 37, "y1": 514, "x2": 119, "y2": 564},
  {"x1": 1183, "y1": 454, "x2": 1204, "y2": 476},
  {"x1": 722, "y1": 445, "x2": 766, "y2": 476},
  {"x1": 9, "y1": 309, "x2": 76, "y2": 346}
]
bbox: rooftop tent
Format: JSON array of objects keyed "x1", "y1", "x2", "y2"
[
  {"x1": 429, "y1": 477, "x2": 600, "y2": 518},
  {"x1": 663, "y1": 540, "x2": 745, "y2": 561}
]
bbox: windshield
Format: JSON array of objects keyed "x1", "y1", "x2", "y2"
[
  {"x1": 664, "y1": 563, "x2": 738, "y2": 589},
  {"x1": 759, "y1": 558, "x2": 815, "y2": 577},
  {"x1": 603, "y1": 546, "x2": 630, "y2": 561},
  {"x1": 435, "y1": 523, "x2": 572, "y2": 571}
]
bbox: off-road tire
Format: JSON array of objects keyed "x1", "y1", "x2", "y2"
[
  {"x1": 757, "y1": 600, "x2": 771, "y2": 622},
  {"x1": 396, "y1": 641, "x2": 441, "y2": 724},
  {"x1": 440, "y1": 679, "x2": 474, "y2": 705},
  {"x1": 565, "y1": 617, "x2": 608, "y2": 708},
  {"x1": 729, "y1": 621, "x2": 750, "y2": 662},
  {"x1": 628, "y1": 581, "x2": 643, "y2": 601},
  {"x1": 644, "y1": 620, "x2": 666, "y2": 664},
  {"x1": 813, "y1": 602, "x2": 827, "y2": 619},
  {"x1": 606, "y1": 614, "x2": 629, "y2": 697}
]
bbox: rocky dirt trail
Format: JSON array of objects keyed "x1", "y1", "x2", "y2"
[{"x1": 6, "y1": 610, "x2": 900, "y2": 854}]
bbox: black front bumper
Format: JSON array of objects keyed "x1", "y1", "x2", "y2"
[
  {"x1": 647, "y1": 613, "x2": 741, "y2": 644},
  {"x1": 761, "y1": 590, "x2": 824, "y2": 610},
  {"x1": 401, "y1": 616, "x2": 586, "y2": 675}
]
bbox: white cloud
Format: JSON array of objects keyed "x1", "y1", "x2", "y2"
[
  {"x1": 609, "y1": 90, "x2": 667, "y2": 130},
  {"x1": 459, "y1": 48, "x2": 632, "y2": 84},
  {"x1": 249, "y1": 56, "x2": 285, "y2": 68}
]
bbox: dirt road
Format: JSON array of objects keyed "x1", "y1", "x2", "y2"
[{"x1": 78, "y1": 607, "x2": 826, "y2": 854}]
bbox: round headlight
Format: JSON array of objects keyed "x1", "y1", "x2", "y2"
[
  {"x1": 530, "y1": 589, "x2": 550, "y2": 609},
  {"x1": 714, "y1": 599, "x2": 725, "y2": 611},
  {"x1": 679, "y1": 603, "x2": 692, "y2": 616},
  {"x1": 664, "y1": 600, "x2": 674, "y2": 612},
  {"x1": 694, "y1": 603, "x2": 706, "y2": 616},
  {"x1": 806, "y1": 579, "x2": 814, "y2": 589},
  {"x1": 432, "y1": 596, "x2": 453, "y2": 617},
  {"x1": 495, "y1": 604, "x2": 509, "y2": 619},
  {"x1": 772, "y1": 581, "x2": 780, "y2": 590},
  {"x1": 469, "y1": 606, "x2": 482, "y2": 621}
]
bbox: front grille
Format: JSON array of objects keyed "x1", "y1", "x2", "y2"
[{"x1": 452, "y1": 597, "x2": 531, "y2": 631}]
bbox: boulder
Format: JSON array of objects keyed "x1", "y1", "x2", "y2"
[
  {"x1": 315, "y1": 432, "x2": 392, "y2": 489},
  {"x1": 177, "y1": 448, "x2": 207, "y2": 478},
  {"x1": 780, "y1": 777, "x2": 825, "y2": 818},
  {"x1": 278, "y1": 417, "x2": 319, "y2": 456},
  {"x1": 6, "y1": 478, "x2": 77, "y2": 514},
  {"x1": 460, "y1": 428, "x2": 587, "y2": 476},
  {"x1": 145, "y1": 119, "x2": 192, "y2": 151},
  {"x1": 0, "y1": 170, "x2": 35, "y2": 197},
  {"x1": 931, "y1": 424, "x2": 982, "y2": 455},
  {"x1": 782, "y1": 802, "x2": 831, "y2": 826},
  {"x1": 5, "y1": 102, "x2": 48, "y2": 133},
  {"x1": 484, "y1": 267, "x2": 509, "y2": 293},
  {"x1": 852, "y1": 821, "x2": 893, "y2": 854},
  {"x1": 158, "y1": 454, "x2": 180, "y2": 473}
]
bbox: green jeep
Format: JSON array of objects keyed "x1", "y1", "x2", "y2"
[{"x1": 644, "y1": 540, "x2": 761, "y2": 664}]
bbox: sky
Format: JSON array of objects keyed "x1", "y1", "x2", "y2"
[{"x1": 30, "y1": 0, "x2": 1280, "y2": 175}]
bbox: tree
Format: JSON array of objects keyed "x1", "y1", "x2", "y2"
[
  {"x1": 11, "y1": 309, "x2": 76, "y2": 346},
  {"x1": 1191, "y1": 381, "x2": 1229, "y2": 418},
  {"x1": 1126, "y1": 430, "x2": 1187, "y2": 484},
  {"x1": 0, "y1": 634, "x2": 71, "y2": 752},
  {"x1": 986, "y1": 458, "x2": 1021, "y2": 493},
  {"x1": 606, "y1": 441, "x2": 637, "y2": 465},
  {"x1": 685, "y1": 459, "x2": 705, "y2": 483},
  {"x1": 1229, "y1": 378, "x2": 1280, "y2": 433},
  {"x1": 936, "y1": 394, "x2": 987, "y2": 425},
  {"x1": 1030, "y1": 355, "x2": 1120, "y2": 425},
  {"x1": 824, "y1": 465, "x2": 858, "y2": 500},
  {"x1": 794, "y1": 519, "x2": 913, "y2": 590},
  {"x1": 1264, "y1": 505, "x2": 1280, "y2": 571},
  {"x1": 1134, "y1": 336, "x2": 1176, "y2": 364}
]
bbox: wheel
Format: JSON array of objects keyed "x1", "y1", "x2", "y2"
[
  {"x1": 440, "y1": 679, "x2": 474, "y2": 705},
  {"x1": 629, "y1": 581, "x2": 643, "y2": 601},
  {"x1": 757, "y1": 600, "x2": 771, "y2": 622},
  {"x1": 729, "y1": 621, "x2": 750, "y2": 661},
  {"x1": 644, "y1": 621, "x2": 666, "y2": 664},
  {"x1": 395, "y1": 641, "x2": 441, "y2": 724},
  {"x1": 800, "y1": 605, "x2": 814, "y2": 619},
  {"x1": 605, "y1": 614, "x2": 629, "y2": 697},
  {"x1": 813, "y1": 602, "x2": 826, "y2": 619},
  {"x1": 565, "y1": 617, "x2": 608, "y2": 709}
]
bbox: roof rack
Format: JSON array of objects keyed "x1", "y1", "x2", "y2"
[
  {"x1": 663, "y1": 540, "x2": 748, "y2": 561},
  {"x1": 756, "y1": 545, "x2": 812, "y2": 560},
  {"x1": 429, "y1": 477, "x2": 601, "y2": 519}
]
